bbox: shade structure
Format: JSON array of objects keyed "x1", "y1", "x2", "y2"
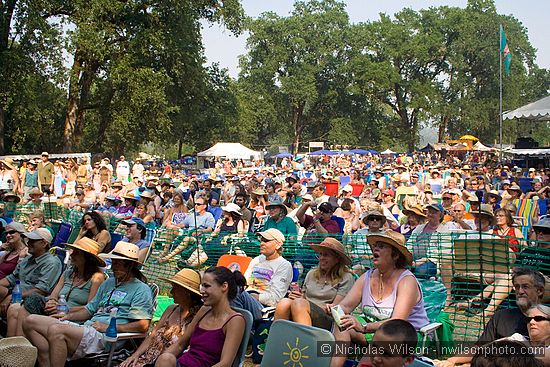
[
  {"x1": 380, "y1": 149, "x2": 396, "y2": 154},
  {"x1": 503, "y1": 95, "x2": 550, "y2": 121},
  {"x1": 197, "y1": 143, "x2": 262, "y2": 160},
  {"x1": 275, "y1": 152, "x2": 293, "y2": 158},
  {"x1": 349, "y1": 148, "x2": 371, "y2": 155},
  {"x1": 473, "y1": 141, "x2": 493, "y2": 152},
  {"x1": 338, "y1": 150, "x2": 355, "y2": 156},
  {"x1": 308, "y1": 149, "x2": 339, "y2": 156},
  {"x1": 459, "y1": 135, "x2": 479, "y2": 141}
]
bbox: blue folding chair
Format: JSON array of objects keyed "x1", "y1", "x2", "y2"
[{"x1": 52, "y1": 222, "x2": 72, "y2": 248}]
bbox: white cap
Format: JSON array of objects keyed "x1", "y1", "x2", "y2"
[{"x1": 341, "y1": 184, "x2": 353, "y2": 193}]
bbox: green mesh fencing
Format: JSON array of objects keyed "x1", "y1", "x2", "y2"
[{"x1": 2, "y1": 201, "x2": 546, "y2": 353}]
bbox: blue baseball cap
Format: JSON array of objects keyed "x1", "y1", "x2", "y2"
[
  {"x1": 122, "y1": 217, "x2": 146, "y2": 229},
  {"x1": 426, "y1": 203, "x2": 444, "y2": 214}
]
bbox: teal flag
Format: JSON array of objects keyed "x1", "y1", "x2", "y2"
[{"x1": 500, "y1": 25, "x2": 512, "y2": 75}]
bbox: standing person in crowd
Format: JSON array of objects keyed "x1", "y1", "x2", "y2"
[
  {"x1": 77, "y1": 157, "x2": 90, "y2": 188},
  {"x1": 132, "y1": 159, "x2": 145, "y2": 180},
  {"x1": 37, "y1": 152, "x2": 54, "y2": 194},
  {"x1": 274, "y1": 238, "x2": 354, "y2": 330},
  {"x1": 20, "y1": 159, "x2": 39, "y2": 199},
  {"x1": 116, "y1": 155, "x2": 131, "y2": 183},
  {"x1": 120, "y1": 269, "x2": 203, "y2": 367},
  {"x1": 53, "y1": 160, "x2": 65, "y2": 198},
  {"x1": 154, "y1": 266, "x2": 246, "y2": 367},
  {"x1": 75, "y1": 211, "x2": 112, "y2": 252}
]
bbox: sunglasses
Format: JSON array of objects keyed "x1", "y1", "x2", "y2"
[
  {"x1": 442, "y1": 197, "x2": 452, "y2": 200},
  {"x1": 259, "y1": 237, "x2": 271, "y2": 243},
  {"x1": 535, "y1": 229, "x2": 550, "y2": 235},
  {"x1": 6, "y1": 230, "x2": 18, "y2": 235},
  {"x1": 368, "y1": 217, "x2": 383, "y2": 222},
  {"x1": 194, "y1": 202, "x2": 205, "y2": 206},
  {"x1": 526, "y1": 316, "x2": 550, "y2": 323}
]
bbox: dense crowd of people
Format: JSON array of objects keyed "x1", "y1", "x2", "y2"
[{"x1": 0, "y1": 149, "x2": 549, "y2": 366}]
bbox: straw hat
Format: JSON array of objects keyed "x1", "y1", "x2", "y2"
[
  {"x1": 508, "y1": 183, "x2": 522, "y2": 193},
  {"x1": 28, "y1": 187, "x2": 43, "y2": 197},
  {"x1": 4, "y1": 191, "x2": 21, "y2": 203},
  {"x1": 99, "y1": 241, "x2": 142, "y2": 264},
  {"x1": 0, "y1": 336, "x2": 38, "y2": 367},
  {"x1": 111, "y1": 181, "x2": 123, "y2": 188},
  {"x1": 65, "y1": 237, "x2": 106, "y2": 267},
  {"x1": 367, "y1": 231, "x2": 412, "y2": 266},
  {"x1": 309, "y1": 237, "x2": 351, "y2": 266},
  {"x1": 140, "y1": 191, "x2": 154, "y2": 199},
  {"x1": 123, "y1": 191, "x2": 137, "y2": 201},
  {"x1": 252, "y1": 188, "x2": 267, "y2": 196},
  {"x1": 487, "y1": 190, "x2": 502, "y2": 201},
  {"x1": 221, "y1": 203, "x2": 242, "y2": 216},
  {"x1": 402, "y1": 204, "x2": 427, "y2": 218},
  {"x1": 161, "y1": 268, "x2": 201, "y2": 296},
  {"x1": 473, "y1": 204, "x2": 495, "y2": 220},
  {"x1": 1, "y1": 158, "x2": 16, "y2": 171}
]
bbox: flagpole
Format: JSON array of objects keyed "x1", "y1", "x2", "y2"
[{"x1": 499, "y1": 24, "x2": 503, "y2": 162}]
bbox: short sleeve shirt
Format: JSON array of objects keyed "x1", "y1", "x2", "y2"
[
  {"x1": 303, "y1": 269, "x2": 354, "y2": 308},
  {"x1": 37, "y1": 161, "x2": 54, "y2": 185},
  {"x1": 5, "y1": 252, "x2": 62, "y2": 294},
  {"x1": 85, "y1": 277, "x2": 152, "y2": 325}
]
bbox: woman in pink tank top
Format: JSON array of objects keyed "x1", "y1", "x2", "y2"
[{"x1": 155, "y1": 266, "x2": 246, "y2": 367}]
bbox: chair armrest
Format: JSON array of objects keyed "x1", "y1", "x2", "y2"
[
  {"x1": 113, "y1": 332, "x2": 147, "y2": 340},
  {"x1": 419, "y1": 322, "x2": 442, "y2": 334}
]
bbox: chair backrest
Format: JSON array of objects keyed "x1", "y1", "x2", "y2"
[
  {"x1": 145, "y1": 228, "x2": 156, "y2": 245},
  {"x1": 52, "y1": 222, "x2": 72, "y2": 248},
  {"x1": 149, "y1": 283, "x2": 160, "y2": 315},
  {"x1": 231, "y1": 307, "x2": 253, "y2": 367},
  {"x1": 107, "y1": 232, "x2": 124, "y2": 253},
  {"x1": 261, "y1": 319, "x2": 334, "y2": 367},
  {"x1": 217, "y1": 255, "x2": 253, "y2": 274},
  {"x1": 331, "y1": 216, "x2": 345, "y2": 234}
]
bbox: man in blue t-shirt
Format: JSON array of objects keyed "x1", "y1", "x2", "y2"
[{"x1": 22, "y1": 242, "x2": 152, "y2": 366}]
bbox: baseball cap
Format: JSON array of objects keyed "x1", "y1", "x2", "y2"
[
  {"x1": 318, "y1": 202, "x2": 335, "y2": 213},
  {"x1": 122, "y1": 217, "x2": 146, "y2": 229},
  {"x1": 257, "y1": 228, "x2": 285, "y2": 244},
  {"x1": 426, "y1": 203, "x2": 444, "y2": 214},
  {"x1": 23, "y1": 228, "x2": 53, "y2": 243},
  {"x1": 341, "y1": 184, "x2": 353, "y2": 193},
  {"x1": 6, "y1": 222, "x2": 26, "y2": 234}
]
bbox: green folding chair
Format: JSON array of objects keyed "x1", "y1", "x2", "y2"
[{"x1": 261, "y1": 320, "x2": 334, "y2": 367}]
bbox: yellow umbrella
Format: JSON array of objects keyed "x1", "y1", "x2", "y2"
[{"x1": 459, "y1": 135, "x2": 479, "y2": 141}]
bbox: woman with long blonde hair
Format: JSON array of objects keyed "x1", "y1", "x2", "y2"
[{"x1": 273, "y1": 237, "x2": 354, "y2": 330}]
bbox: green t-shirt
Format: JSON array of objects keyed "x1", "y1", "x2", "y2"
[
  {"x1": 262, "y1": 216, "x2": 298, "y2": 237},
  {"x1": 85, "y1": 277, "x2": 152, "y2": 325}
]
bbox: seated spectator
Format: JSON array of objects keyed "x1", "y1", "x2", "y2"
[
  {"x1": 115, "y1": 191, "x2": 137, "y2": 219},
  {"x1": 274, "y1": 237, "x2": 354, "y2": 330},
  {"x1": 157, "y1": 194, "x2": 215, "y2": 266},
  {"x1": 121, "y1": 218, "x2": 150, "y2": 263},
  {"x1": 155, "y1": 266, "x2": 246, "y2": 367},
  {"x1": 357, "y1": 319, "x2": 418, "y2": 367},
  {"x1": 237, "y1": 229, "x2": 292, "y2": 318},
  {"x1": 6, "y1": 237, "x2": 105, "y2": 336},
  {"x1": 446, "y1": 203, "x2": 475, "y2": 230},
  {"x1": 399, "y1": 204, "x2": 426, "y2": 238},
  {"x1": 329, "y1": 231, "x2": 429, "y2": 367},
  {"x1": 211, "y1": 203, "x2": 248, "y2": 237},
  {"x1": 337, "y1": 198, "x2": 360, "y2": 234},
  {"x1": 75, "y1": 211, "x2": 112, "y2": 252},
  {"x1": 119, "y1": 268, "x2": 203, "y2": 367},
  {"x1": 0, "y1": 222, "x2": 28, "y2": 280},
  {"x1": 162, "y1": 190, "x2": 188, "y2": 229},
  {"x1": 261, "y1": 198, "x2": 298, "y2": 237},
  {"x1": 27, "y1": 210, "x2": 55, "y2": 237},
  {"x1": 23, "y1": 241, "x2": 153, "y2": 366},
  {"x1": 0, "y1": 228, "x2": 62, "y2": 317},
  {"x1": 492, "y1": 208, "x2": 525, "y2": 252},
  {"x1": 435, "y1": 268, "x2": 545, "y2": 367},
  {"x1": 135, "y1": 201, "x2": 156, "y2": 226},
  {"x1": 296, "y1": 201, "x2": 340, "y2": 234},
  {"x1": 349, "y1": 210, "x2": 386, "y2": 275}
]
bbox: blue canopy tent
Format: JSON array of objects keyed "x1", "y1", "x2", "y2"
[
  {"x1": 338, "y1": 150, "x2": 355, "y2": 156},
  {"x1": 367, "y1": 149, "x2": 379, "y2": 154},
  {"x1": 349, "y1": 148, "x2": 369, "y2": 155},
  {"x1": 308, "y1": 149, "x2": 339, "y2": 156},
  {"x1": 275, "y1": 152, "x2": 293, "y2": 158}
]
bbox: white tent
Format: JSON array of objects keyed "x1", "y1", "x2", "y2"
[
  {"x1": 472, "y1": 141, "x2": 493, "y2": 152},
  {"x1": 380, "y1": 149, "x2": 396, "y2": 154},
  {"x1": 197, "y1": 143, "x2": 262, "y2": 160},
  {"x1": 503, "y1": 95, "x2": 550, "y2": 121}
]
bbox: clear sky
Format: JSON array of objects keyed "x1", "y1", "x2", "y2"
[{"x1": 201, "y1": 0, "x2": 549, "y2": 78}]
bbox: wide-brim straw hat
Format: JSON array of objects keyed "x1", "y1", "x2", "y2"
[
  {"x1": 402, "y1": 204, "x2": 427, "y2": 218},
  {"x1": 508, "y1": 183, "x2": 522, "y2": 193},
  {"x1": 65, "y1": 237, "x2": 106, "y2": 267},
  {"x1": 487, "y1": 190, "x2": 502, "y2": 201},
  {"x1": 140, "y1": 191, "x2": 154, "y2": 199},
  {"x1": 252, "y1": 188, "x2": 267, "y2": 196},
  {"x1": 472, "y1": 204, "x2": 495, "y2": 221},
  {"x1": 367, "y1": 231, "x2": 413, "y2": 266},
  {"x1": 0, "y1": 336, "x2": 38, "y2": 367},
  {"x1": 309, "y1": 237, "x2": 351, "y2": 266},
  {"x1": 28, "y1": 187, "x2": 43, "y2": 197},
  {"x1": 123, "y1": 191, "x2": 137, "y2": 201},
  {"x1": 1, "y1": 158, "x2": 16, "y2": 171},
  {"x1": 99, "y1": 241, "x2": 142, "y2": 264},
  {"x1": 160, "y1": 268, "x2": 201, "y2": 296},
  {"x1": 4, "y1": 191, "x2": 21, "y2": 203}
]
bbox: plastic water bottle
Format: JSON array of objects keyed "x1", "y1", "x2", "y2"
[
  {"x1": 57, "y1": 295, "x2": 69, "y2": 316},
  {"x1": 11, "y1": 280, "x2": 22, "y2": 304},
  {"x1": 104, "y1": 308, "x2": 118, "y2": 343}
]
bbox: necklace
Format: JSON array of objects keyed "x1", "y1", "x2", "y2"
[{"x1": 376, "y1": 268, "x2": 396, "y2": 302}]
